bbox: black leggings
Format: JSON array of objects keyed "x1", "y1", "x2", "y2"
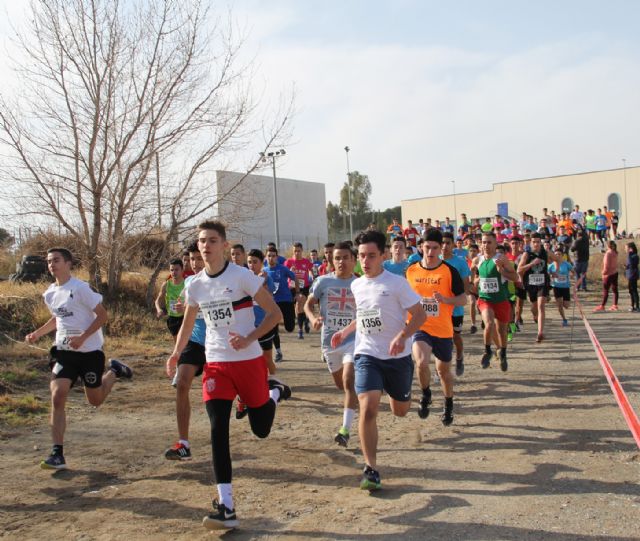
[
  {"x1": 629, "y1": 278, "x2": 639, "y2": 309},
  {"x1": 602, "y1": 273, "x2": 619, "y2": 306},
  {"x1": 273, "y1": 301, "x2": 296, "y2": 349},
  {"x1": 205, "y1": 398, "x2": 276, "y2": 484}
]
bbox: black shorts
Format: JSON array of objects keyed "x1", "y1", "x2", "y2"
[
  {"x1": 451, "y1": 315, "x2": 464, "y2": 333},
  {"x1": 553, "y1": 287, "x2": 571, "y2": 301},
  {"x1": 258, "y1": 325, "x2": 278, "y2": 351},
  {"x1": 515, "y1": 286, "x2": 527, "y2": 300},
  {"x1": 49, "y1": 347, "x2": 105, "y2": 388},
  {"x1": 527, "y1": 285, "x2": 549, "y2": 303},
  {"x1": 412, "y1": 331, "x2": 454, "y2": 363},
  {"x1": 178, "y1": 340, "x2": 206, "y2": 376},
  {"x1": 290, "y1": 287, "x2": 310, "y2": 298},
  {"x1": 167, "y1": 316, "x2": 184, "y2": 337},
  {"x1": 276, "y1": 301, "x2": 296, "y2": 332}
]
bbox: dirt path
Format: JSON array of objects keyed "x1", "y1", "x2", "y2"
[{"x1": 1, "y1": 296, "x2": 640, "y2": 540}]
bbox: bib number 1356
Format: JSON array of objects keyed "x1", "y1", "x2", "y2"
[{"x1": 357, "y1": 308, "x2": 384, "y2": 334}]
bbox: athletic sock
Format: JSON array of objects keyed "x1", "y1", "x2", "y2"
[
  {"x1": 217, "y1": 483, "x2": 234, "y2": 510},
  {"x1": 52, "y1": 444, "x2": 63, "y2": 456},
  {"x1": 422, "y1": 387, "x2": 432, "y2": 402},
  {"x1": 484, "y1": 344, "x2": 492, "y2": 354},
  {"x1": 342, "y1": 408, "x2": 355, "y2": 431},
  {"x1": 178, "y1": 439, "x2": 190, "y2": 448},
  {"x1": 444, "y1": 396, "x2": 453, "y2": 412},
  {"x1": 269, "y1": 387, "x2": 281, "y2": 404}
]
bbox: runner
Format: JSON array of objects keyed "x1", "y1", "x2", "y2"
[
  {"x1": 518, "y1": 233, "x2": 550, "y2": 342},
  {"x1": 264, "y1": 247, "x2": 299, "y2": 362},
  {"x1": 181, "y1": 249, "x2": 195, "y2": 277},
  {"x1": 548, "y1": 246, "x2": 574, "y2": 326},
  {"x1": 230, "y1": 244, "x2": 247, "y2": 267},
  {"x1": 25, "y1": 248, "x2": 133, "y2": 470},
  {"x1": 331, "y1": 229, "x2": 425, "y2": 491},
  {"x1": 404, "y1": 220, "x2": 420, "y2": 249},
  {"x1": 406, "y1": 229, "x2": 466, "y2": 425},
  {"x1": 441, "y1": 232, "x2": 470, "y2": 376},
  {"x1": 304, "y1": 242, "x2": 358, "y2": 446},
  {"x1": 285, "y1": 242, "x2": 314, "y2": 339},
  {"x1": 467, "y1": 243, "x2": 480, "y2": 334},
  {"x1": 166, "y1": 220, "x2": 290, "y2": 531},
  {"x1": 473, "y1": 232, "x2": 519, "y2": 371},
  {"x1": 155, "y1": 258, "x2": 185, "y2": 342},
  {"x1": 595, "y1": 209, "x2": 608, "y2": 250},
  {"x1": 382, "y1": 236, "x2": 410, "y2": 276},
  {"x1": 164, "y1": 242, "x2": 206, "y2": 461},
  {"x1": 407, "y1": 238, "x2": 424, "y2": 264},
  {"x1": 319, "y1": 242, "x2": 335, "y2": 276},
  {"x1": 309, "y1": 248, "x2": 322, "y2": 280},
  {"x1": 508, "y1": 236, "x2": 527, "y2": 329},
  {"x1": 386, "y1": 217, "x2": 403, "y2": 241}
]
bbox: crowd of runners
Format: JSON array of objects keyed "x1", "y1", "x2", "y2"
[{"x1": 23, "y1": 201, "x2": 639, "y2": 531}]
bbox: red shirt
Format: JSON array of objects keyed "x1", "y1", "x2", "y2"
[
  {"x1": 403, "y1": 227, "x2": 419, "y2": 247},
  {"x1": 285, "y1": 258, "x2": 313, "y2": 288}
]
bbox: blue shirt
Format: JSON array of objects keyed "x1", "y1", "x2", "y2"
[
  {"x1": 453, "y1": 248, "x2": 468, "y2": 259},
  {"x1": 183, "y1": 275, "x2": 206, "y2": 345},
  {"x1": 383, "y1": 259, "x2": 410, "y2": 276},
  {"x1": 443, "y1": 255, "x2": 470, "y2": 317},
  {"x1": 263, "y1": 264, "x2": 296, "y2": 302},
  {"x1": 407, "y1": 252, "x2": 422, "y2": 264},
  {"x1": 548, "y1": 261, "x2": 573, "y2": 288},
  {"x1": 253, "y1": 274, "x2": 275, "y2": 326},
  {"x1": 595, "y1": 215, "x2": 608, "y2": 231}
]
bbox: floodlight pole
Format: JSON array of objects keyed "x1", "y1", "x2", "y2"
[{"x1": 345, "y1": 146, "x2": 353, "y2": 240}]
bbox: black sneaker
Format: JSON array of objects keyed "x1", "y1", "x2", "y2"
[
  {"x1": 274, "y1": 350, "x2": 283, "y2": 363},
  {"x1": 481, "y1": 321, "x2": 485, "y2": 330},
  {"x1": 164, "y1": 442, "x2": 192, "y2": 461},
  {"x1": 418, "y1": 394, "x2": 432, "y2": 419},
  {"x1": 499, "y1": 349, "x2": 508, "y2": 372},
  {"x1": 360, "y1": 465, "x2": 381, "y2": 491},
  {"x1": 109, "y1": 358, "x2": 133, "y2": 379},
  {"x1": 40, "y1": 452, "x2": 67, "y2": 470},
  {"x1": 441, "y1": 408, "x2": 454, "y2": 426},
  {"x1": 455, "y1": 357, "x2": 465, "y2": 377},
  {"x1": 268, "y1": 376, "x2": 291, "y2": 402},
  {"x1": 334, "y1": 428, "x2": 350, "y2": 447},
  {"x1": 202, "y1": 499, "x2": 238, "y2": 530},
  {"x1": 235, "y1": 400, "x2": 248, "y2": 420},
  {"x1": 469, "y1": 325, "x2": 478, "y2": 335},
  {"x1": 481, "y1": 351, "x2": 491, "y2": 369}
]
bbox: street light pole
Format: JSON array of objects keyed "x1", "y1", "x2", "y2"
[
  {"x1": 622, "y1": 158, "x2": 628, "y2": 235},
  {"x1": 450, "y1": 180, "x2": 457, "y2": 233},
  {"x1": 261, "y1": 149, "x2": 286, "y2": 248},
  {"x1": 344, "y1": 146, "x2": 353, "y2": 240}
]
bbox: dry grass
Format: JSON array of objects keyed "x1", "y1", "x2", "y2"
[{"x1": 0, "y1": 394, "x2": 48, "y2": 427}]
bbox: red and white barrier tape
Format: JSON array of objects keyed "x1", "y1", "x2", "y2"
[{"x1": 574, "y1": 287, "x2": 640, "y2": 449}]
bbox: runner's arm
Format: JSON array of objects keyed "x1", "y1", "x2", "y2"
[
  {"x1": 303, "y1": 294, "x2": 323, "y2": 330},
  {"x1": 229, "y1": 287, "x2": 281, "y2": 350},
  {"x1": 166, "y1": 304, "x2": 198, "y2": 376},
  {"x1": 498, "y1": 258, "x2": 519, "y2": 282},
  {"x1": 25, "y1": 316, "x2": 57, "y2": 343},
  {"x1": 330, "y1": 319, "x2": 357, "y2": 348},
  {"x1": 155, "y1": 282, "x2": 167, "y2": 317},
  {"x1": 67, "y1": 303, "x2": 108, "y2": 350}
]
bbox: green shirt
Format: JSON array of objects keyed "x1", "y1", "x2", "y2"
[
  {"x1": 585, "y1": 214, "x2": 596, "y2": 230},
  {"x1": 166, "y1": 279, "x2": 185, "y2": 317},
  {"x1": 478, "y1": 256, "x2": 510, "y2": 302},
  {"x1": 481, "y1": 222, "x2": 493, "y2": 233}
]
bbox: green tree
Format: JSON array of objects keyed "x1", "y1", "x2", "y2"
[{"x1": 339, "y1": 171, "x2": 372, "y2": 231}]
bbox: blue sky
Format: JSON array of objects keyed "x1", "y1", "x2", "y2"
[{"x1": 2, "y1": 0, "x2": 639, "y2": 212}]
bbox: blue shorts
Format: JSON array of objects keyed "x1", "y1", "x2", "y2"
[
  {"x1": 354, "y1": 354, "x2": 413, "y2": 402},
  {"x1": 412, "y1": 331, "x2": 453, "y2": 363}
]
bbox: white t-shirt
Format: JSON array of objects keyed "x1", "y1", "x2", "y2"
[
  {"x1": 185, "y1": 262, "x2": 264, "y2": 362},
  {"x1": 351, "y1": 269, "x2": 421, "y2": 359},
  {"x1": 43, "y1": 277, "x2": 104, "y2": 352}
]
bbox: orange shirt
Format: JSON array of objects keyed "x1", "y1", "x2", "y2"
[
  {"x1": 406, "y1": 260, "x2": 465, "y2": 338},
  {"x1": 558, "y1": 219, "x2": 573, "y2": 235}
]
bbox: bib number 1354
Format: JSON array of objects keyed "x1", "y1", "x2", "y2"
[
  {"x1": 201, "y1": 299, "x2": 235, "y2": 328},
  {"x1": 357, "y1": 308, "x2": 384, "y2": 334}
]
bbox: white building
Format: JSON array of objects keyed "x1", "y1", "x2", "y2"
[{"x1": 215, "y1": 170, "x2": 328, "y2": 253}]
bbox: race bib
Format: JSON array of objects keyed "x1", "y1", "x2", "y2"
[
  {"x1": 201, "y1": 299, "x2": 235, "y2": 328},
  {"x1": 56, "y1": 329, "x2": 83, "y2": 351},
  {"x1": 529, "y1": 273, "x2": 545, "y2": 286},
  {"x1": 555, "y1": 275, "x2": 569, "y2": 284},
  {"x1": 357, "y1": 308, "x2": 384, "y2": 334},
  {"x1": 325, "y1": 310, "x2": 354, "y2": 332},
  {"x1": 297, "y1": 278, "x2": 305, "y2": 289},
  {"x1": 169, "y1": 300, "x2": 178, "y2": 313},
  {"x1": 421, "y1": 297, "x2": 440, "y2": 318},
  {"x1": 479, "y1": 277, "x2": 499, "y2": 294}
]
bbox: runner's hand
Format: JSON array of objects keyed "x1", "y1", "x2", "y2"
[
  {"x1": 229, "y1": 332, "x2": 250, "y2": 351},
  {"x1": 331, "y1": 330, "x2": 344, "y2": 349},
  {"x1": 25, "y1": 332, "x2": 38, "y2": 344},
  {"x1": 156, "y1": 309, "x2": 165, "y2": 319},
  {"x1": 311, "y1": 316, "x2": 323, "y2": 331},
  {"x1": 166, "y1": 353, "x2": 179, "y2": 377},
  {"x1": 68, "y1": 335, "x2": 86, "y2": 350},
  {"x1": 175, "y1": 299, "x2": 185, "y2": 314},
  {"x1": 389, "y1": 333, "x2": 406, "y2": 356},
  {"x1": 433, "y1": 291, "x2": 444, "y2": 303}
]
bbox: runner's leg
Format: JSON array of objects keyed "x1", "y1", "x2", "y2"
[{"x1": 358, "y1": 390, "x2": 381, "y2": 469}]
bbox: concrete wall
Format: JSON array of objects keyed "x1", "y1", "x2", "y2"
[
  {"x1": 215, "y1": 170, "x2": 328, "y2": 253},
  {"x1": 402, "y1": 167, "x2": 640, "y2": 234}
]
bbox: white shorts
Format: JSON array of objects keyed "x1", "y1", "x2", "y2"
[{"x1": 322, "y1": 346, "x2": 354, "y2": 374}]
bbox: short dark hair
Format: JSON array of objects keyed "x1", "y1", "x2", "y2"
[
  {"x1": 441, "y1": 232, "x2": 454, "y2": 242},
  {"x1": 355, "y1": 230, "x2": 386, "y2": 253},
  {"x1": 293, "y1": 242, "x2": 303, "y2": 249},
  {"x1": 391, "y1": 237, "x2": 406, "y2": 246},
  {"x1": 198, "y1": 220, "x2": 226, "y2": 240},
  {"x1": 334, "y1": 241, "x2": 355, "y2": 256},
  {"x1": 187, "y1": 241, "x2": 199, "y2": 254},
  {"x1": 531, "y1": 233, "x2": 542, "y2": 240},
  {"x1": 170, "y1": 258, "x2": 183, "y2": 267},
  {"x1": 425, "y1": 229, "x2": 443, "y2": 244},
  {"x1": 248, "y1": 248, "x2": 264, "y2": 260},
  {"x1": 468, "y1": 243, "x2": 479, "y2": 250},
  {"x1": 266, "y1": 246, "x2": 278, "y2": 255},
  {"x1": 482, "y1": 231, "x2": 497, "y2": 240},
  {"x1": 231, "y1": 244, "x2": 245, "y2": 253},
  {"x1": 323, "y1": 242, "x2": 335, "y2": 249},
  {"x1": 47, "y1": 247, "x2": 73, "y2": 262}
]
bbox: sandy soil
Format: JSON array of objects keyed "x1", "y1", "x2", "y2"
[{"x1": 1, "y1": 292, "x2": 640, "y2": 540}]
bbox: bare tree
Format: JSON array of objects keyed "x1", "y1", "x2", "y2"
[{"x1": 0, "y1": 0, "x2": 291, "y2": 298}]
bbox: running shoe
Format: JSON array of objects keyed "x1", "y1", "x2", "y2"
[
  {"x1": 171, "y1": 373, "x2": 178, "y2": 387},
  {"x1": 499, "y1": 349, "x2": 508, "y2": 372},
  {"x1": 418, "y1": 393, "x2": 432, "y2": 419},
  {"x1": 562, "y1": 319, "x2": 569, "y2": 327},
  {"x1": 202, "y1": 499, "x2": 238, "y2": 530},
  {"x1": 481, "y1": 350, "x2": 491, "y2": 369},
  {"x1": 235, "y1": 400, "x2": 248, "y2": 420},
  {"x1": 360, "y1": 465, "x2": 381, "y2": 491},
  {"x1": 441, "y1": 407, "x2": 454, "y2": 426},
  {"x1": 455, "y1": 357, "x2": 465, "y2": 377},
  {"x1": 164, "y1": 442, "x2": 192, "y2": 461},
  {"x1": 40, "y1": 452, "x2": 67, "y2": 470},
  {"x1": 304, "y1": 320, "x2": 310, "y2": 334},
  {"x1": 469, "y1": 325, "x2": 478, "y2": 335},
  {"x1": 592, "y1": 305, "x2": 605, "y2": 312},
  {"x1": 334, "y1": 427, "x2": 350, "y2": 447},
  {"x1": 481, "y1": 321, "x2": 485, "y2": 330},
  {"x1": 536, "y1": 334, "x2": 544, "y2": 343},
  {"x1": 275, "y1": 349, "x2": 283, "y2": 363},
  {"x1": 609, "y1": 305, "x2": 619, "y2": 311},
  {"x1": 297, "y1": 330, "x2": 304, "y2": 340},
  {"x1": 268, "y1": 376, "x2": 292, "y2": 402},
  {"x1": 108, "y1": 358, "x2": 133, "y2": 379}
]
